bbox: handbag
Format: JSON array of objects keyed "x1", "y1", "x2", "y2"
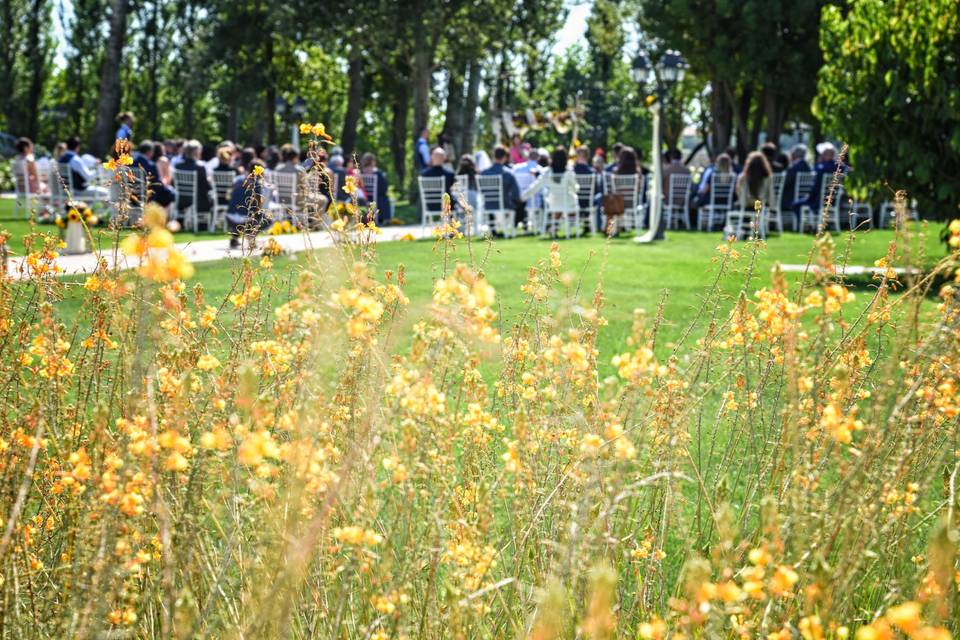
[{"x1": 602, "y1": 193, "x2": 625, "y2": 216}]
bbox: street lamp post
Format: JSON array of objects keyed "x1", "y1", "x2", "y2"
[
  {"x1": 631, "y1": 49, "x2": 687, "y2": 244},
  {"x1": 275, "y1": 95, "x2": 308, "y2": 148}
]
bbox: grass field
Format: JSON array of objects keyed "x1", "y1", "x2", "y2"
[{"x1": 3, "y1": 193, "x2": 957, "y2": 637}]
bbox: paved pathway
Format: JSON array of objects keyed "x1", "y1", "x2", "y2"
[{"x1": 5, "y1": 224, "x2": 427, "y2": 279}]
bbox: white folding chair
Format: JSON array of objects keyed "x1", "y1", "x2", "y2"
[
  {"x1": 57, "y1": 163, "x2": 104, "y2": 207},
  {"x1": 795, "y1": 171, "x2": 816, "y2": 205},
  {"x1": 664, "y1": 173, "x2": 692, "y2": 230},
  {"x1": 477, "y1": 174, "x2": 516, "y2": 237},
  {"x1": 799, "y1": 179, "x2": 844, "y2": 233},
  {"x1": 575, "y1": 173, "x2": 598, "y2": 234},
  {"x1": 106, "y1": 166, "x2": 147, "y2": 226},
  {"x1": 418, "y1": 176, "x2": 447, "y2": 233},
  {"x1": 13, "y1": 163, "x2": 47, "y2": 218},
  {"x1": 607, "y1": 174, "x2": 640, "y2": 234},
  {"x1": 361, "y1": 172, "x2": 377, "y2": 207},
  {"x1": 270, "y1": 171, "x2": 301, "y2": 223},
  {"x1": 879, "y1": 200, "x2": 919, "y2": 229},
  {"x1": 173, "y1": 168, "x2": 200, "y2": 231},
  {"x1": 697, "y1": 172, "x2": 735, "y2": 232},
  {"x1": 211, "y1": 171, "x2": 236, "y2": 232},
  {"x1": 767, "y1": 172, "x2": 787, "y2": 233},
  {"x1": 514, "y1": 170, "x2": 544, "y2": 233}
]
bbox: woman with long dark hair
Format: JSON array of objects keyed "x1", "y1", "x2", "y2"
[
  {"x1": 614, "y1": 146, "x2": 639, "y2": 175},
  {"x1": 520, "y1": 146, "x2": 579, "y2": 237},
  {"x1": 737, "y1": 151, "x2": 773, "y2": 210}
]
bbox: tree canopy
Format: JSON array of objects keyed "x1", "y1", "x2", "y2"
[{"x1": 816, "y1": 0, "x2": 960, "y2": 218}]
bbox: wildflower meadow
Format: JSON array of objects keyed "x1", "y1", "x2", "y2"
[{"x1": 2, "y1": 126, "x2": 960, "y2": 640}]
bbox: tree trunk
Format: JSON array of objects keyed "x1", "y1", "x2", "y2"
[
  {"x1": 146, "y1": 0, "x2": 159, "y2": 137},
  {"x1": 389, "y1": 81, "x2": 410, "y2": 197},
  {"x1": 340, "y1": 48, "x2": 365, "y2": 158},
  {"x1": 412, "y1": 49, "x2": 432, "y2": 134},
  {"x1": 442, "y1": 60, "x2": 466, "y2": 159},
  {"x1": 749, "y1": 89, "x2": 765, "y2": 151},
  {"x1": 460, "y1": 60, "x2": 481, "y2": 155},
  {"x1": 764, "y1": 92, "x2": 786, "y2": 145},
  {"x1": 709, "y1": 77, "x2": 731, "y2": 155},
  {"x1": 264, "y1": 35, "x2": 276, "y2": 144},
  {"x1": 25, "y1": 0, "x2": 45, "y2": 139},
  {"x1": 90, "y1": 0, "x2": 129, "y2": 156}
]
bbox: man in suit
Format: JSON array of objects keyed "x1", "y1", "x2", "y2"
[
  {"x1": 781, "y1": 144, "x2": 812, "y2": 226},
  {"x1": 480, "y1": 146, "x2": 521, "y2": 226},
  {"x1": 175, "y1": 140, "x2": 213, "y2": 224},
  {"x1": 132, "y1": 139, "x2": 175, "y2": 206},
  {"x1": 420, "y1": 147, "x2": 455, "y2": 215},
  {"x1": 59, "y1": 136, "x2": 102, "y2": 194}
]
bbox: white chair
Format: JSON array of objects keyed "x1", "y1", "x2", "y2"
[
  {"x1": 418, "y1": 176, "x2": 447, "y2": 234},
  {"x1": 799, "y1": 179, "x2": 844, "y2": 232},
  {"x1": 795, "y1": 171, "x2": 816, "y2": 204},
  {"x1": 514, "y1": 170, "x2": 544, "y2": 233},
  {"x1": 477, "y1": 175, "x2": 516, "y2": 237},
  {"x1": 664, "y1": 173, "x2": 692, "y2": 230},
  {"x1": 269, "y1": 171, "x2": 300, "y2": 223},
  {"x1": 173, "y1": 168, "x2": 212, "y2": 232},
  {"x1": 879, "y1": 200, "x2": 919, "y2": 229},
  {"x1": 697, "y1": 172, "x2": 735, "y2": 231},
  {"x1": 106, "y1": 166, "x2": 147, "y2": 226},
  {"x1": 767, "y1": 172, "x2": 787, "y2": 233},
  {"x1": 57, "y1": 163, "x2": 106, "y2": 207},
  {"x1": 361, "y1": 172, "x2": 377, "y2": 208},
  {"x1": 211, "y1": 171, "x2": 236, "y2": 232},
  {"x1": 575, "y1": 173, "x2": 598, "y2": 234},
  {"x1": 13, "y1": 163, "x2": 48, "y2": 218},
  {"x1": 606, "y1": 174, "x2": 641, "y2": 235}
]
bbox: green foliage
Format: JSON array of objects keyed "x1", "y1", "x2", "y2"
[
  {"x1": 816, "y1": 0, "x2": 960, "y2": 219},
  {"x1": 638, "y1": 0, "x2": 831, "y2": 156}
]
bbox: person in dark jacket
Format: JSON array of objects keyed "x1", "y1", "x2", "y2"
[
  {"x1": 131, "y1": 140, "x2": 175, "y2": 207},
  {"x1": 360, "y1": 152, "x2": 392, "y2": 224},
  {"x1": 175, "y1": 140, "x2": 212, "y2": 220},
  {"x1": 226, "y1": 159, "x2": 268, "y2": 249},
  {"x1": 791, "y1": 142, "x2": 842, "y2": 216},
  {"x1": 420, "y1": 147, "x2": 456, "y2": 215},
  {"x1": 781, "y1": 144, "x2": 812, "y2": 215}
]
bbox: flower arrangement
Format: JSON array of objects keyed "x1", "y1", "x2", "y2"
[
  {"x1": 266, "y1": 219, "x2": 299, "y2": 235},
  {"x1": 55, "y1": 201, "x2": 99, "y2": 229}
]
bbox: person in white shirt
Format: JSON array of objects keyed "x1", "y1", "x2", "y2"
[
  {"x1": 58, "y1": 136, "x2": 107, "y2": 197},
  {"x1": 520, "y1": 147, "x2": 579, "y2": 237}
]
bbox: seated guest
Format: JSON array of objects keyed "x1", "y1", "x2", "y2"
[
  {"x1": 761, "y1": 141, "x2": 786, "y2": 172},
  {"x1": 165, "y1": 139, "x2": 184, "y2": 168},
  {"x1": 261, "y1": 145, "x2": 280, "y2": 170},
  {"x1": 212, "y1": 145, "x2": 237, "y2": 174},
  {"x1": 736, "y1": 151, "x2": 774, "y2": 210},
  {"x1": 275, "y1": 144, "x2": 302, "y2": 173},
  {"x1": 360, "y1": 152, "x2": 392, "y2": 223},
  {"x1": 226, "y1": 159, "x2": 268, "y2": 250},
  {"x1": 13, "y1": 137, "x2": 47, "y2": 195},
  {"x1": 455, "y1": 154, "x2": 480, "y2": 211},
  {"x1": 59, "y1": 136, "x2": 104, "y2": 195},
  {"x1": 132, "y1": 140, "x2": 175, "y2": 206},
  {"x1": 480, "y1": 146, "x2": 521, "y2": 226},
  {"x1": 694, "y1": 152, "x2": 733, "y2": 208},
  {"x1": 572, "y1": 146, "x2": 595, "y2": 211},
  {"x1": 174, "y1": 140, "x2": 212, "y2": 222},
  {"x1": 421, "y1": 147, "x2": 456, "y2": 193},
  {"x1": 605, "y1": 142, "x2": 624, "y2": 173},
  {"x1": 792, "y1": 142, "x2": 842, "y2": 216},
  {"x1": 521, "y1": 147, "x2": 579, "y2": 236},
  {"x1": 781, "y1": 144, "x2": 811, "y2": 218},
  {"x1": 661, "y1": 147, "x2": 690, "y2": 193},
  {"x1": 153, "y1": 142, "x2": 173, "y2": 186}
]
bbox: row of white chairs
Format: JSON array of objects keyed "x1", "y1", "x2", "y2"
[
  {"x1": 12, "y1": 163, "x2": 325, "y2": 231},
  {"x1": 418, "y1": 172, "x2": 651, "y2": 239}
]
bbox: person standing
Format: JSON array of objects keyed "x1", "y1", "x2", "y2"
[
  {"x1": 115, "y1": 112, "x2": 134, "y2": 141},
  {"x1": 414, "y1": 125, "x2": 431, "y2": 174}
]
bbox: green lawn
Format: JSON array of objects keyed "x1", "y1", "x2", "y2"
[{"x1": 5, "y1": 193, "x2": 945, "y2": 366}]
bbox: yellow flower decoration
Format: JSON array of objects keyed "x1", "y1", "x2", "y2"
[{"x1": 252, "y1": 165, "x2": 264, "y2": 177}]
